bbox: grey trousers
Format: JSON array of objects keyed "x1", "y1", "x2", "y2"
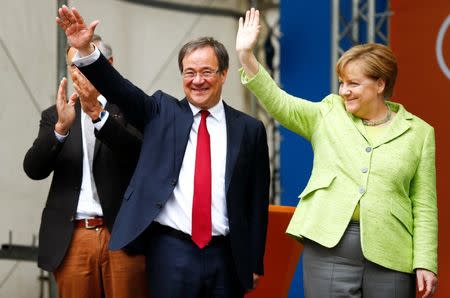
[{"x1": 302, "y1": 222, "x2": 415, "y2": 298}]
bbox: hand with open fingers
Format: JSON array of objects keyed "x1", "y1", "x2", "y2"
[
  {"x1": 236, "y1": 8, "x2": 261, "y2": 77},
  {"x1": 55, "y1": 77, "x2": 77, "y2": 135},
  {"x1": 236, "y1": 8, "x2": 261, "y2": 54},
  {"x1": 417, "y1": 268, "x2": 438, "y2": 298},
  {"x1": 71, "y1": 70, "x2": 102, "y2": 120},
  {"x1": 56, "y1": 5, "x2": 99, "y2": 56}
]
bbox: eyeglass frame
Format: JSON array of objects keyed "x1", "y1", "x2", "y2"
[{"x1": 181, "y1": 68, "x2": 221, "y2": 80}]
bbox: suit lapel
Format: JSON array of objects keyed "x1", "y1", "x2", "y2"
[
  {"x1": 224, "y1": 102, "x2": 244, "y2": 194},
  {"x1": 338, "y1": 99, "x2": 371, "y2": 144},
  {"x1": 345, "y1": 101, "x2": 412, "y2": 147},
  {"x1": 70, "y1": 103, "x2": 83, "y2": 152},
  {"x1": 373, "y1": 102, "x2": 412, "y2": 148},
  {"x1": 92, "y1": 102, "x2": 124, "y2": 159},
  {"x1": 175, "y1": 99, "x2": 194, "y2": 173},
  {"x1": 92, "y1": 102, "x2": 117, "y2": 159},
  {"x1": 68, "y1": 103, "x2": 83, "y2": 164}
]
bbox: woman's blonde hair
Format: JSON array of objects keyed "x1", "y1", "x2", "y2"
[{"x1": 336, "y1": 43, "x2": 398, "y2": 99}]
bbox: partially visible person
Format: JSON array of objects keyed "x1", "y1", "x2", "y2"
[
  {"x1": 23, "y1": 35, "x2": 148, "y2": 298},
  {"x1": 55, "y1": 5, "x2": 270, "y2": 298},
  {"x1": 236, "y1": 8, "x2": 438, "y2": 298}
]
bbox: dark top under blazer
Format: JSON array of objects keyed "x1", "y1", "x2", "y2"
[
  {"x1": 23, "y1": 102, "x2": 142, "y2": 272},
  {"x1": 78, "y1": 54, "x2": 270, "y2": 289}
]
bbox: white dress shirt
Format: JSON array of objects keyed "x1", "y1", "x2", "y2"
[
  {"x1": 155, "y1": 100, "x2": 229, "y2": 236},
  {"x1": 54, "y1": 95, "x2": 109, "y2": 219}
]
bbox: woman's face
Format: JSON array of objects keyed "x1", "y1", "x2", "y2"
[{"x1": 339, "y1": 60, "x2": 385, "y2": 119}]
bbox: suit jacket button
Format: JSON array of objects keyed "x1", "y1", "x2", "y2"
[
  {"x1": 156, "y1": 203, "x2": 163, "y2": 209},
  {"x1": 171, "y1": 180, "x2": 177, "y2": 186},
  {"x1": 73, "y1": 186, "x2": 80, "y2": 191}
]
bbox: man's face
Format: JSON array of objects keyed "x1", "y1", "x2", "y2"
[
  {"x1": 66, "y1": 47, "x2": 77, "y2": 77},
  {"x1": 181, "y1": 47, "x2": 228, "y2": 110}
]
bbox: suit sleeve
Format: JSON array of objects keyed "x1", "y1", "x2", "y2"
[
  {"x1": 249, "y1": 121, "x2": 270, "y2": 275},
  {"x1": 23, "y1": 108, "x2": 63, "y2": 180},
  {"x1": 95, "y1": 114, "x2": 142, "y2": 166},
  {"x1": 79, "y1": 54, "x2": 159, "y2": 132},
  {"x1": 411, "y1": 126, "x2": 438, "y2": 274},
  {"x1": 241, "y1": 64, "x2": 331, "y2": 141}
]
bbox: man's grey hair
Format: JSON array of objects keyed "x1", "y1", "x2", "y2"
[{"x1": 92, "y1": 34, "x2": 113, "y2": 59}]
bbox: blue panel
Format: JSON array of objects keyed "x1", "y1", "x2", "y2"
[{"x1": 279, "y1": 1, "x2": 332, "y2": 297}]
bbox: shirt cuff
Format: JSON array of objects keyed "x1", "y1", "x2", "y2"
[
  {"x1": 73, "y1": 44, "x2": 101, "y2": 67},
  {"x1": 93, "y1": 110, "x2": 109, "y2": 130},
  {"x1": 54, "y1": 130, "x2": 69, "y2": 142}
]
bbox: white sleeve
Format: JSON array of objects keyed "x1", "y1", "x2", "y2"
[{"x1": 72, "y1": 45, "x2": 101, "y2": 67}]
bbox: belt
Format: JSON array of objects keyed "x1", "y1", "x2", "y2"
[
  {"x1": 75, "y1": 217, "x2": 104, "y2": 229},
  {"x1": 152, "y1": 222, "x2": 228, "y2": 246}
]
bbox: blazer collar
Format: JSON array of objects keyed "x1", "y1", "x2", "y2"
[
  {"x1": 374, "y1": 101, "x2": 412, "y2": 147},
  {"x1": 349, "y1": 101, "x2": 413, "y2": 147},
  {"x1": 78, "y1": 98, "x2": 112, "y2": 161}
]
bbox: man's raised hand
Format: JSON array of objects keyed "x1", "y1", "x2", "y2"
[{"x1": 56, "y1": 5, "x2": 99, "y2": 56}]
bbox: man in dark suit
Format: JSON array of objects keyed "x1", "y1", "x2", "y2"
[
  {"x1": 57, "y1": 6, "x2": 270, "y2": 298},
  {"x1": 23, "y1": 36, "x2": 148, "y2": 297}
]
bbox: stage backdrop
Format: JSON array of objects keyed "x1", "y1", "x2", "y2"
[{"x1": 391, "y1": 1, "x2": 450, "y2": 297}]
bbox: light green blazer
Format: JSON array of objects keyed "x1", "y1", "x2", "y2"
[{"x1": 241, "y1": 65, "x2": 438, "y2": 274}]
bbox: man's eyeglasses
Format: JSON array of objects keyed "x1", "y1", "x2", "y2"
[{"x1": 182, "y1": 69, "x2": 220, "y2": 80}]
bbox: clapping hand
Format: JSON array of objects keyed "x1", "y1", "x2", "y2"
[
  {"x1": 55, "y1": 78, "x2": 78, "y2": 135},
  {"x1": 71, "y1": 70, "x2": 103, "y2": 121}
]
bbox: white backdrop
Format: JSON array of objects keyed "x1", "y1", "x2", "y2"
[{"x1": 0, "y1": 0, "x2": 250, "y2": 296}]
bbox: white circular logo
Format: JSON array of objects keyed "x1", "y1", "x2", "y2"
[{"x1": 436, "y1": 14, "x2": 450, "y2": 80}]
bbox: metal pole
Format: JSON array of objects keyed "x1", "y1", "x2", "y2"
[
  {"x1": 57, "y1": 0, "x2": 68, "y2": 92},
  {"x1": 386, "y1": 0, "x2": 391, "y2": 45},
  {"x1": 331, "y1": 0, "x2": 339, "y2": 93},
  {"x1": 367, "y1": 0, "x2": 375, "y2": 42},
  {"x1": 352, "y1": 0, "x2": 359, "y2": 43}
]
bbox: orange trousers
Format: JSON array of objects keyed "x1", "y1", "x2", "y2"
[{"x1": 53, "y1": 226, "x2": 148, "y2": 298}]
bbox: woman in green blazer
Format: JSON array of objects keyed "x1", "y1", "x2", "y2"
[{"x1": 236, "y1": 8, "x2": 438, "y2": 298}]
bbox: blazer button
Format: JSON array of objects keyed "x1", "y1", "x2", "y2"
[
  {"x1": 171, "y1": 180, "x2": 177, "y2": 186},
  {"x1": 73, "y1": 186, "x2": 80, "y2": 191},
  {"x1": 365, "y1": 147, "x2": 372, "y2": 153},
  {"x1": 156, "y1": 202, "x2": 163, "y2": 209}
]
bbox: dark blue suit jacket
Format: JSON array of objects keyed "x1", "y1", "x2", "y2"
[{"x1": 79, "y1": 54, "x2": 270, "y2": 289}]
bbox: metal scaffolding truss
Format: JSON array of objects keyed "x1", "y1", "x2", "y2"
[{"x1": 331, "y1": 0, "x2": 392, "y2": 93}]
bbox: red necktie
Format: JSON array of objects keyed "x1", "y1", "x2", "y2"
[{"x1": 192, "y1": 110, "x2": 212, "y2": 249}]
